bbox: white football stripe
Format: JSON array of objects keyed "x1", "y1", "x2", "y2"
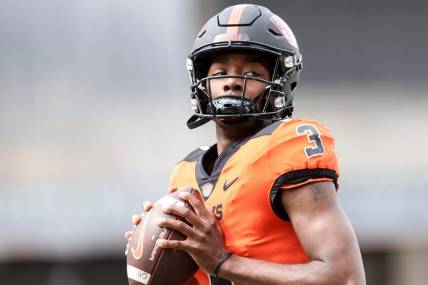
[
  {"x1": 127, "y1": 265, "x2": 151, "y2": 284},
  {"x1": 155, "y1": 195, "x2": 185, "y2": 207}
]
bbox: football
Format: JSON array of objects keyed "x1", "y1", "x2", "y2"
[{"x1": 126, "y1": 188, "x2": 198, "y2": 285}]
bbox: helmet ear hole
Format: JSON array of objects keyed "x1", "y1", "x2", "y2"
[{"x1": 290, "y1": 82, "x2": 297, "y2": 92}]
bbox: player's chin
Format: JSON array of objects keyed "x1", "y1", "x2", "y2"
[
  {"x1": 215, "y1": 116, "x2": 264, "y2": 130},
  {"x1": 216, "y1": 116, "x2": 252, "y2": 127}
]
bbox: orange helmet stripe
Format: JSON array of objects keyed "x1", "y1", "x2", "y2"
[{"x1": 226, "y1": 4, "x2": 248, "y2": 40}]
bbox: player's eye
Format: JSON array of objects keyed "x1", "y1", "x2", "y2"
[
  {"x1": 244, "y1": 71, "x2": 261, "y2": 77},
  {"x1": 212, "y1": 71, "x2": 227, "y2": 76}
]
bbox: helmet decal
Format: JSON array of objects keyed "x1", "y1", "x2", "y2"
[{"x1": 270, "y1": 15, "x2": 299, "y2": 49}]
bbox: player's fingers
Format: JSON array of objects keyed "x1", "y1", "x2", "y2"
[
  {"x1": 124, "y1": 230, "x2": 133, "y2": 240},
  {"x1": 142, "y1": 201, "x2": 153, "y2": 212},
  {"x1": 131, "y1": 214, "x2": 141, "y2": 225},
  {"x1": 156, "y1": 238, "x2": 187, "y2": 251},
  {"x1": 167, "y1": 185, "x2": 178, "y2": 193},
  {"x1": 157, "y1": 218, "x2": 198, "y2": 240},
  {"x1": 179, "y1": 191, "x2": 208, "y2": 218},
  {"x1": 162, "y1": 204, "x2": 203, "y2": 229},
  {"x1": 205, "y1": 204, "x2": 214, "y2": 213}
]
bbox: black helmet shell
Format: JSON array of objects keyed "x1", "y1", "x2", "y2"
[{"x1": 186, "y1": 4, "x2": 302, "y2": 129}]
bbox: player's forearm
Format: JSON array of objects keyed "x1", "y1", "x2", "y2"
[{"x1": 218, "y1": 254, "x2": 363, "y2": 285}]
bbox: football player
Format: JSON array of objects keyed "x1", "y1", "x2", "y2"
[{"x1": 126, "y1": 4, "x2": 365, "y2": 285}]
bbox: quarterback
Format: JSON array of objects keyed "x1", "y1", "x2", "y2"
[{"x1": 126, "y1": 4, "x2": 365, "y2": 285}]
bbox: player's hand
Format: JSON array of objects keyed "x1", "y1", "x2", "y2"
[
  {"x1": 185, "y1": 276, "x2": 199, "y2": 285},
  {"x1": 156, "y1": 189, "x2": 229, "y2": 274},
  {"x1": 124, "y1": 186, "x2": 178, "y2": 242}
]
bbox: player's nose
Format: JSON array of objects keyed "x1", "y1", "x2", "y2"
[{"x1": 222, "y1": 77, "x2": 243, "y2": 94}]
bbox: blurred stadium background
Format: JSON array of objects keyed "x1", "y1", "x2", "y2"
[{"x1": 1, "y1": 0, "x2": 427, "y2": 284}]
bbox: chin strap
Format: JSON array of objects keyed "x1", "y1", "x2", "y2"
[{"x1": 186, "y1": 115, "x2": 211, "y2": 129}]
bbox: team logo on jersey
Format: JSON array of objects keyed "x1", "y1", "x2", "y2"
[
  {"x1": 201, "y1": 182, "x2": 214, "y2": 199},
  {"x1": 223, "y1": 177, "x2": 238, "y2": 191}
]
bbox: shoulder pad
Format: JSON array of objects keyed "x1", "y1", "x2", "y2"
[{"x1": 268, "y1": 118, "x2": 339, "y2": 177}]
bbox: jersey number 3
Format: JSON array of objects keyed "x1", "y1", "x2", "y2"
[{"x1": 296, "y1": 124, "x2": 325, "y2": 158}]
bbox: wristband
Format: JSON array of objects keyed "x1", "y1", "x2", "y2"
[{"x1": 212, "y1": 252, "x2": 233, "y2": 278}]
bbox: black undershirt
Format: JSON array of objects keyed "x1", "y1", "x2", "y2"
[{"x1": 201, "y1": 145, "x2": 218, "y2": 176}]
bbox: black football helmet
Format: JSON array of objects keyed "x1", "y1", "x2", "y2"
[{"x1": 186, "y1": 4, "x2": 303, "y2": 129}]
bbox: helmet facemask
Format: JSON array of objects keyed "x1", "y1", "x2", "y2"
[{"x1": 187, "y1": 50, "x2": 299, "y2": 128}]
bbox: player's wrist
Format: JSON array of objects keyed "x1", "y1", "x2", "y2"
[
  {"x1": 212, "y1": 252, "x2": 238, "y2": 280},
  {"x1": 211, "y1": 252, "x2": 233, "y2": 278}
]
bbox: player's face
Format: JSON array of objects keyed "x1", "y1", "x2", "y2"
[{"x1": 206, "y1": 52, "x2": 271, "y2": 100}]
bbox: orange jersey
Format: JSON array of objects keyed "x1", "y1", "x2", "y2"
[{"x1": 169, "y1": 118, "x2": 339, "y2": 285}]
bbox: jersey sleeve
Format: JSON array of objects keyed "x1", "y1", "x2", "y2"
[
  {"x1": 268, "y1": 119, "x2": 340, "y2": 221},
  {"x1": 168, "y1": 148, "x2": 204, "y2": 190},
  {"x1": 268, "y1": 118, "x2": 339, "y2": 189}
]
